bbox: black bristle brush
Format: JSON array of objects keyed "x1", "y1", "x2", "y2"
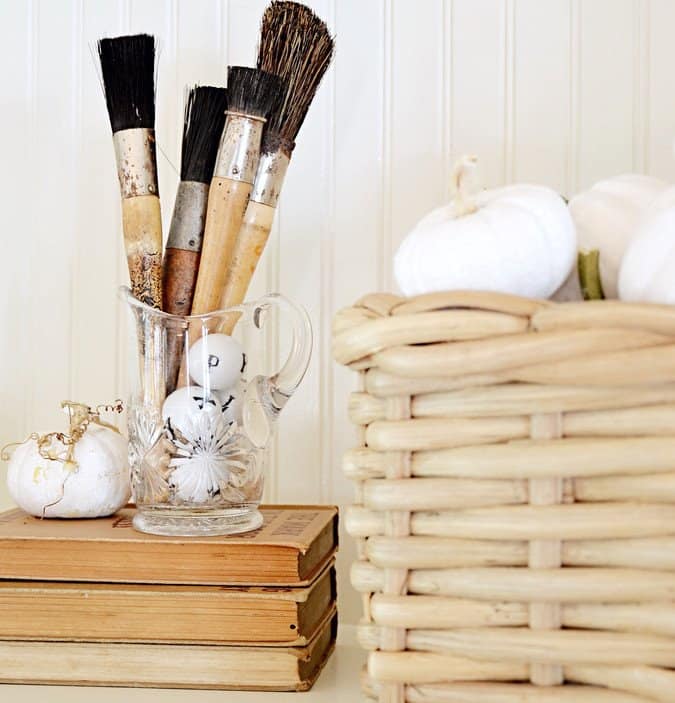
[
  {"x1": 189, "y1": 66, "x2": 283, "y2": 317},
  {"x1": 162, "y1": 86, "x2": 228, "y2": 393},
  {"x1": 163, "y1": 86, "x2": 228, "y2": 318},
  {"x1": 217, "y1": 1, "x2": 334, "y2": 325},
  {"x1": 98, "y1": 34, "x2": 163, "y2": 308}
]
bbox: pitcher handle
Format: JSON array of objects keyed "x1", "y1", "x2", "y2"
[{"x1": 254, "y1": 293, "x2": 312, "y2": 413}]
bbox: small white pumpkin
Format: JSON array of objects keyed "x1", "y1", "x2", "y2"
[
  {"x1": 7, "y1": 423, "x2": 130, "y2": 518},
  {"x1": 551, "y1": 267, "x2": 582, "y2": 302},
  {"x1": 618, "y1": 187, "x2": 675, "y2": 303},
  {"x1": 393, "y1": 156, "x2": 576, "y2": 299},
  {"x1": 568, "y1": 174, "x2": 668, "y2": 297}
]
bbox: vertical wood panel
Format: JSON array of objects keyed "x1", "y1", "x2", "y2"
[
  {"x1": 632, "y1": 0, "x2": 649, "y2": 174},
  {"x1": 331, "y1": 0, "x2": 384, "y2": 496},
  {"x1": 28, "y1": 0, "x2": 79, "y2": 430},
  {"x1": 380, "y1": 0, "x2": 392, "y2": 290},
  {"x1": 513, "y1": 0, "x2": 570, "y2": 193},
  {"x1": 0, "y1": 1, "x2": 33, "y2": 508},
  {"x1": 331, "y1": 0, "x2": 384, "y2": 625},
  {"x1": 318, "y1": 0, "x2": 336, "y2": 505},
  {"x1": 647, "y1": 0, "x2": 675, "y2": 181},
  {"x1": 569, "y1": 0, "x2": 581, "y2": 194},
  {"x1": 577, "y1": 0, "x2": 635, "y2": 190},
  {"x1": 176, "y1": 0, "x2": 222, "y2": 88},
  {"x1": 503, "y1": 0, "x2": 515, "y2": 184},
  {"x1": 225, "y1": 0, "x2": 262, "y2": 65},
  {"x1": 72, "y1": 0, "x2": 123, "y2": 409},
  {"x1": 276, "y1": 0, "x2": 332, "y2": 505},
  {"x1": 451, "y1": 0, "x2": 506, "y2": 189},
  {"x1": 388, "y1": 0, "x2": 444, "y2": 277}
]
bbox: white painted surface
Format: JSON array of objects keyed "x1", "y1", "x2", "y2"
[{"x1": 1, "y1": 0, "x2": 675, "y2": 628}]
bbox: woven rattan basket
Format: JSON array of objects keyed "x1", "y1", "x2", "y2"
[{"x1": 333, "y1": 290, "x2": 675, "y2": 703}]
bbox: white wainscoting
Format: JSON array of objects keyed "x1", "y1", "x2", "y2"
[{"x1": 1, "y1": 0, "x2": 675, "y2": 623}]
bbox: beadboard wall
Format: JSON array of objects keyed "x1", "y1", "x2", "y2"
[{"x1": 2, "y1": 0, "x2": 675, "y2": 623}]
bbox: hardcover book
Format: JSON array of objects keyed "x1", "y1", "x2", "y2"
[
  {"x1": 0, "y1": 505, "x2": 338, "y2": 586},
  {"x1": 0, "y1": 561, "x2": 336, "y2": 646},
  {"x1": 0, "y1": 612, "x2": 338, "y2": 691}
]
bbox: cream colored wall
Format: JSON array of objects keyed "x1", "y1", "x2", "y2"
[{"x1": 2, "y1": 0, "x2": 675, "y2": 624}]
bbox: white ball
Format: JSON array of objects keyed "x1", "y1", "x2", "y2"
[
  {"x1": 219, "y1": 385, "x2": 243, "y2": 426},
  {"x1": 162, "y1": 386, "x2": 225, "y2": 433},
  {"x1": 188, "y1": 334, "x2": 246, "y2": 391}
]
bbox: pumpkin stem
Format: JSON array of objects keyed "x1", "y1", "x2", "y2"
[
  {"x1": 451, "y1": 155, "x2": 479, "y2": 217},
  {"x1": 578, "y1": 249, "x2": 605, "y2": 300}
]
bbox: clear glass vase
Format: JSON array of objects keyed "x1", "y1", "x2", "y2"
[{"x1": 122, "y1": 287, "x2": 312, "y2": 536}]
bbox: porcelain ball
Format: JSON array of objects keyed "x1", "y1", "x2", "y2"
[
  {"x1": 162, "y1": 387, "x2": 227, "y2": 432},
  {"x1": 188, "y1": 334, "x2": 246, "y2": 391},
  {"x1": 162, "y1": 385, "x2": 243, "y2": 429}
]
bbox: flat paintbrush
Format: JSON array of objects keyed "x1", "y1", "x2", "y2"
[
  {"x1": 163, "y1": 85, "x2": 228, "y2": 393},
  {"x1": 98, "y1": 34, "x2": 163, "y2": 308},
  {"x1": 190, "y1": 66, "x2": 283, "y2": 317},
  {"x1": 217, "y1": 1, "x2": 334, "y2": 330}
]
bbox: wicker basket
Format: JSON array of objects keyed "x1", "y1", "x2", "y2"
[{"x1": 332, "y1": 290, "x2": 675, "y2": 703}]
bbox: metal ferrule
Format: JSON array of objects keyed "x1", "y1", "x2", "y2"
[
  {"x1": 166, "y1": 180, "x2": 209, "y2": 251},
  {"x1": 112, "y1": 128, "x2": 159, "y2": 199},
  {"x1": 250, "y1": 149, "x2": 290, "y2": 208},
  {"x1": 212, "y1": 112, "x2": 265, "y2": 184}
]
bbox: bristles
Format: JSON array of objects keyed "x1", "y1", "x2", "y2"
[
  {"x1": 226, "y1": 66, "x2": 284, "y2": 119},
  {"x1": 181, "y1": 85, "x2": 228, "y2": 183},
  {"x1": 97, "y1": 34, "x2": 156, "y2": 132},
  {"x1": 257, "y1": 1, "x2": 334, "y2": 146}
]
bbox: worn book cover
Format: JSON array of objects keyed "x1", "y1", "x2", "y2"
[
  {"x1": 0, "y1": 611, "x2": 338, "y2": 691},
  {"x1": 0, "y1": 505, "x2": 338, "y2": 586},
  {"x1": 0, "y1": 560, "x2": 336, "y2": 646}
]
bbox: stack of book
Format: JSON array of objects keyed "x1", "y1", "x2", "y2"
[{"x1": 0, "y1": 505, "x2": 338, "y2": 691}]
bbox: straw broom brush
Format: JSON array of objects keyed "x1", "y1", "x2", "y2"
[
  {"x1": 163, "y1": 86, "x2": 228, "y2": 393},
  {"x1": 98, "y1": 34, "x2": 163, "y2": 308},
  {"x1": 217, "y1": 1, "x2": 334, "y2": 332},
  {"x1": 189, "y1": 67, "x2": 283, "y2": 317}
]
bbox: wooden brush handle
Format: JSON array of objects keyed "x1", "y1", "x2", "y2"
[
  {"x1": 162, "y1": 247, "x2": 201, "y2": 393},
  {"x1": 121, "y1": 194, "x2": 163, "y2": 308},
  {"x1": 218, "y1": 200, "x2": 275, "y2": 334},
  {"x1": 162, "y1": 248, "x2": 200, "y2": 316},
  {"x1": 191, "y1": 177, "x2": 252, "y2": 315}
]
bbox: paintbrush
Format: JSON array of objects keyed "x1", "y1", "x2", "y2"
[
  {"x1": 163, "y1": 85, "x2": 228, "y2": 317},
  {"x1": 98, "y1": 34, "x2": 163, "y2": 309},
  {"x1": 217, "y1": 1, "x2": 334, "y2": 329},
  {"x1": 162, "y1": 86, "x2": 228, "y2": 393},
  {"x1": 189, "y1": 66, "x2": 283, "y2": 317}
]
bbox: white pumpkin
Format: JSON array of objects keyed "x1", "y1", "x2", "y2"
[
  {"x1": 7, "y1": 423, "x2": 130, "y2": 518},
  {"x1": 551, "y1": 267, "x2": 582, "y2": 302},
  {"x1": 568, "y1": 174, "x2": 668, "y2": 297},
  {"x1": 394, "y1": 156, "x2": 576, "y2": 299},
  {"x1": 618, "y1": 187, "x2": 675, "y2": 303}
]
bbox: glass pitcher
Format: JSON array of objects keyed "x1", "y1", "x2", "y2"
[{"x1": 122, "y1": 287, "x2": 312, "y2": 537}]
